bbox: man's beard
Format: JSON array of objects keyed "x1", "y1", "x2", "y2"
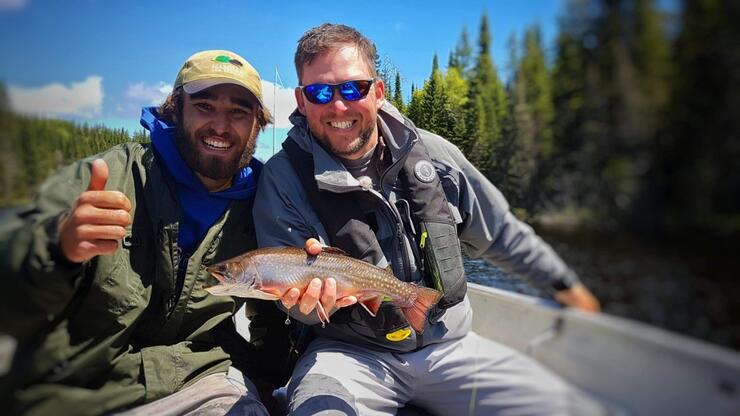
[
  {"x1": 175, "y1": 122, "x2": 256, "y2": 180},
  {"x1": 311, "y1": 118, "x2": 376, "y2": 158}
]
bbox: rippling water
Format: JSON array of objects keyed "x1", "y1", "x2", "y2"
[{"x1": 465, "y1": 227, "x2": 740, "y2": 351}]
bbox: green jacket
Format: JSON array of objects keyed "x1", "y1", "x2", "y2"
[{"x1": 0, "y1": 143, "x2": 280, "y2": 415}]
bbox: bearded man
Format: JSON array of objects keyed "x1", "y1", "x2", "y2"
[{"x1": 0, "y1": 50, "x2": 298, "y2": 416}]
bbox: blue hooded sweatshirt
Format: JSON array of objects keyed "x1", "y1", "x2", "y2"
[{"x1": 140, "y1": 107, "x2": 261, "y2": 255}]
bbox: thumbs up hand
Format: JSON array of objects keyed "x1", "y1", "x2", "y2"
[{"x1": 58, "y1": 159, "x2": 133, "y2": 263}]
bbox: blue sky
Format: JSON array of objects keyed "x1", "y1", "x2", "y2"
[{"x1": 0, "y1": 0, "x2": 581, "y2": 160}]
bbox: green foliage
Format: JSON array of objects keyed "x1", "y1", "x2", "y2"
[
  {"x1": 505, "y1": 24, "x2": 556, "y2": 209},
  {"x1": 392, "y1": 71, "x2": 404, "y2": 111},
  {"x1": 408, "y1": 55, "x2": 459, "y2": 143},
  {"x1": 465, "y1": 13, "x2": 510, "y2": 178},
  {"x1": 398, "y1": 2, "x2": 738, "y2": 234},
  {"x1": 449, "y1": 26, "x2": 473, "y2": 77},
  {"x1": 650, "y1": 0, "x2": 740, "y2": 233},
  {"x1": 0, "y1": 111, "x2": 149, "y2": 206}
]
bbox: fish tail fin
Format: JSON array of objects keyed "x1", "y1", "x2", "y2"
[{"x1": 401, "y1": 286, "x2": 443, "y2": 333}]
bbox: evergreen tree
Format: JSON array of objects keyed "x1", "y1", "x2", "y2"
[
  {"x1": 507, "y1": 24, "x2": 556, "y2": 210},
  {"x1": 0, "y1": 82, "x2": 9, "y2": 112},
  {"x1": 418, "y1": 54, "x2": 457, "y2": 140},
  {"x1": 550, "y1": 0, "x2": 607, "y2": 219},
  {"x1": 392, "y1": 71, "x2": 404, "y2": 111},
  {"x1": 655, "y1": 0, "x2": 740, "y2": 232},
  {"x1": 406, "y1": 85, "x2": 425, "y2": 126},
  {"x1": 373, "y1": 45, "x2": 396, "y2": 97},
  {"x1": 0, "y1": 111, "x2": 149, "y2": 206},
  {"x1": 444, "y1": 67, "x2": 469, "y2": 149},
  {"x1": 450, "y1": 26, "x2": 473, "y2": 77},
  {"x1": 466, "y1": 13, "x2": 509, "y2": 178}
]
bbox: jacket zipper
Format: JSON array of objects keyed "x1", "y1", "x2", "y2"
[{"x1": 167, "y1": 245, "x2": 186, "y2": 317}]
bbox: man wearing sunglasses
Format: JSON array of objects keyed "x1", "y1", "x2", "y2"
[{"x1": 253, "y1": 24, "x2": 602, "y2": 415}]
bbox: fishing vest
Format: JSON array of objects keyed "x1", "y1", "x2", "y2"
[{"x1": 283, "y1": 136, "x2": 466, "y2": 349}]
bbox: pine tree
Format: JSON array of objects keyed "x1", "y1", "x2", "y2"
[
  {"x1": 450, "y1": 26, "x2": 473, "y2": 77},
  {"x1": 466, "y1": 13, "x2": 509, "y2": 177},
  {"x1": 406, "y1": 85, "x2": 425, "y2": 126},
  {"x1": 444, "y1": 67, "x2": 469, "y2": 149},
  {"x1": 392, "y1": 71, "x2": 404, "y2": 111},
  {"x1": 418, "y1": 54, "x2": 457, "y2": 139},
  {"x1": 549, "y1": 0, "x2": 606, "y2": 218},
  {"x1": 655, "y1": 0, "x2": 740, "y2": 232}
]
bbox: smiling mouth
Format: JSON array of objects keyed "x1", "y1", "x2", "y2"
[
  {"x1": 202, "y1": 136, "x2": 233, "y2": 150},
  {"x1": 328, "y1": 120, "x2": 356, "y2": 130}
]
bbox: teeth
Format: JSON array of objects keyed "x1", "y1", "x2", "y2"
[
  {"x1": 203, "y1": 137, "x2": 232, "y2": 149},
  {"x1": 330, "y1": 121, "x2": 354, "y2": 129}
]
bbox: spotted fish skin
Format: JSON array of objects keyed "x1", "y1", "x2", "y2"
[{"x1": 206, "y1": 246, "x2": 442, "y2": 332}]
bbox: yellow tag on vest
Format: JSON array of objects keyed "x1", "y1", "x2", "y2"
[{"x1": 386, "y1": 327, "x2": 412, "y2": 342}]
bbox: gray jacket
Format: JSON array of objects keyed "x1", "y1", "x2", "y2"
[{"x1": 253, "y1": 102, "x2": 579, "y2": 349}]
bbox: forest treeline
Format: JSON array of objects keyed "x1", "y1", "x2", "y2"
[
  {"x1": 1, "y1": 0, "x2": 738, "y2": 236},
  {"x1": 379, "y1": 0, "x2": 739, "y2": 235},
  {"x1": 0, "y1": 89, "x2": 148, "y2": 206}
]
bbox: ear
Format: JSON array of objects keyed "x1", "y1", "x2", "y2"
[
  {"x1": 374, "y1": 78, "x2": 386, "y2": 109},
  {"x1": 295, "y1": 87, "x2": 307, "y2": 115}
]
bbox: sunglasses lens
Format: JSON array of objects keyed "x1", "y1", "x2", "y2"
[
  {"x1": 303, "y1": 80, "x2": 373, "y2": 104},
  {"x1": 304, "y1": 84, "x2": 333, "y2": 104},
  {"x1": 341, "y1": 80, "x2": 372, "y2": 101}
]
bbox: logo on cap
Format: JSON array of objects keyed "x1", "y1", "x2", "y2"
[
  {"x1": 212, "y1": 55, "x2": 243, "y2": 67},
  {"x1": 414, "y1": 160, "x2": 436, "y2": 183}
]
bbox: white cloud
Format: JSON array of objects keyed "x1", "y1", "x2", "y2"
[
  {"x1": 125, "y1": 81, "x2": 172, "y2": 106},
  {"x1": 261, "y1": 80, "x2": 296, "y2": 129},
  {"x1": 0, "y1": 0, "x2": 27, "y2": 10},
  {"x1": 8, "y1": 76, "x2": 104, "y2": 118}
]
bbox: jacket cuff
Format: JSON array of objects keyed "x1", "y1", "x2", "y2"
[
  {"x1": 41, "y1": 212, "x2": 84, "y2": 277},
  {"x1": 551, "y1": 270, "x2": 580, "y2": 291}
]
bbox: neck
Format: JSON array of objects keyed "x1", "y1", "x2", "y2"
[
  {"x1": 196, "y1": 173, "x2": 232, "y2": 192},
  {"x1": 345, "y1": 129, "x2": 379, "y2": 160}
]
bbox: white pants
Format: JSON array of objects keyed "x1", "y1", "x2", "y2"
[
  {"x1": 286, "y1": 332, "x2": 604, "y2": 416},
  {"x1": 112, "y1": 367, "x2": 268, "y2": 416}
]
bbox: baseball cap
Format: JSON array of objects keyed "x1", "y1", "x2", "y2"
[{"x1": 173, "y1": 50, "x2": 264, "y2": 105}]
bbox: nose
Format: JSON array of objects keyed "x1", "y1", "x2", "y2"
[
  {"x1": 210, "y1": 111, "x2": 230, "y2": 135},
  {"x1": 329, "y1": 95, "x2": 349, "y2": 112}
]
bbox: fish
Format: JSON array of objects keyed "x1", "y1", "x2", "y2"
[{"x1": 205, "y1": 246, "x2": 443, "y2": 333}]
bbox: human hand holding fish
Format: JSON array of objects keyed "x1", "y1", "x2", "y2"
[
  {"x1": 58, "y1": 159, "x2": 132, "y2": 263},
  {"x1": 205, "y1": 244, "x2": 442, "y2": 332},
  {"x1": 278, "y1": 238, "x2": 359, "y2": 318}
]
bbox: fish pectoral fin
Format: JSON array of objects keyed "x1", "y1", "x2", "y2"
[
  {"x1": 357, "y1": 295, "x2": 383, "y2": 317},
  {"x1": 320, "y1": 246, "x2": 350, "y2": 256}
]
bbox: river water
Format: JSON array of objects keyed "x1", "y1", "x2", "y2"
[{"x1": 466, "y1": 226, "x2": 740, "y2": 351}]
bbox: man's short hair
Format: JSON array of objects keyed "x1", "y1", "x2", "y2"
[
  {"x1": 158, "y1": 87, "x2": 272, "y2": 133},
  {"x1": 294, "y1": 23, "x2": 377, "y2": 84}
]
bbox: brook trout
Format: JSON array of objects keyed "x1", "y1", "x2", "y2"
[{"x1": 205, "y1": 246, "x2": 442, "y2": 333}]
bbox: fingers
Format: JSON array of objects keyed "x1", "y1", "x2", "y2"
[
  {"x1": 319, "y1": 278, "x2": 337, "y2": 313},
  {"x1": 74, "y1": 239, "x2": 120, "y2": 257},
  {"x1": 304, "y1": 238, "x2": 322, "y2": 256},
  {"x1": 77, "y1": 190, "x2": 132, "y2": 211},
  {"x1": 554, "y1": 284, "x2": 601, "y2": 313},
  {"x1": 75, "y1": 224, "x2": 128, "y2": 241},
  {"x1": 57, "y1": 160, "x2": 133, "y2": 263},
  {"x1": 87, "y1": 159, "x2": 109, "y2": 191},
  {"x1": 280, "y1": 288, "x2": 301, "y2": 309},
  {"x1": 71, "y1": 204, "x2": 131, "y2": 226},
  {"x1": 299, "y1": 278, "x2": 323, "y2": 315},
  {"x1": 282, "y1": 276, "x2": 355, "y2": 324},
  {"x1": 335, "y1": 295, "x2": 358, "y2": 308}
]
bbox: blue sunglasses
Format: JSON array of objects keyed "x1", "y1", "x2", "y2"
[{"x1": 301, "y1": 79, "x2": 375, "y2": 105}]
